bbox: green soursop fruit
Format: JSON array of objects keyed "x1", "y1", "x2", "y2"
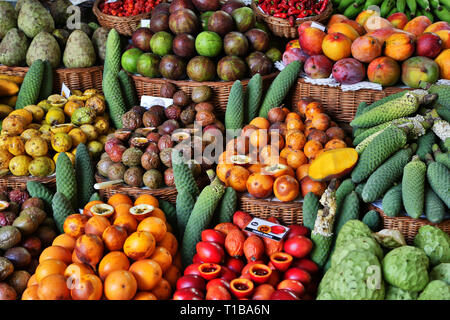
[
  {"x1": 18, "y1": 0, "x2": 55, "y2": 38},
  {"x1": 418, "y1": 280, "x2": 450, "y2": 300},
  {"x1": 323, "y1": 250, "x2": 385, "y2": 300},
  {"x1": 335, "y1": 220, "x2": 373, "y2": 248},
  {"x1": 49, "y1": 0, "x2": 72, "y2": 28},
  {"x1": 63, "y1": 30, "x2": 96, "y2": 68},
  {"x1": 414, "y1": 225, "x2": 450, "y2": 265},
  {"x1": 430, "y1": 263, "x2": 450, "y2": 285},
  {"x1": 0, "y1": 28, "x2": 29, "y2": 67},
  {"x1": 385, "y1": 286, "x2": 418, "y2": 300},
  {"x1": 382, "y1": 246, "x2": 429, "y2": 292},
  {"x1": 0, "y1": 2, "x2": 17, "y2": 39},
  {"x1": 331, "y1": 236, "x2": 383, "y2": 268},
  {"x1": 92, "y1": 27, "x2": 109, "y2": 62},
  {"x1": 316, "y1": 268, "x2": 337, "y2": 300},
  {"x1": 26, "y1": 31, "x2": 61, "y2": 68}
]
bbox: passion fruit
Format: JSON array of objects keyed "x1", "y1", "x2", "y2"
[
  {"x1": 129, "y1": 204, "x2": 154, "y2": 221},
  {"x1": 90, "y1": 204, "x2": 115, "y2": 218}
]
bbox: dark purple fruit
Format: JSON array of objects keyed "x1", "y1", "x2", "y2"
[
  {"x1": 187, "y1": 56, "x2": 216, "y2": 82},
  {"x1": 160, "y1": 82, "x2": 177, "y2": 98},
  {"x1": 192, "y1": 0, "x2": 220, "y2": 12},
  {"x1": 246, "y1": 51, "x2": 273, "y2": 76},
  {"x1": 132, "y1": 28, "x2": 154, "y2": 52},
  {"x1": 173, "y1": 34, "x2": 196, "y2": 58},
  {"x1": 164, "y1": 168, "x2": 175, "y2": 187},
  {"x1": 169, "y1": 0, "x2": 195, "y2": 13},
  {"x1": 231, "y1": 7, "x2": 256, "y2": 33},
  {"x1": 223, "y1": 32, "x2": 249, "y2": 56},
  {"x1": 165, "y1": 104, "x2": 182, "y2": 120},
  {"x1": 169, "y1": 9, "x2": 199, "y2": 35},
  {"x1": 152, "y1": 2, "x2": 171, "y2": 17},
  {"x1": 150, "y1": 13, "x2": 170, "y2": 33},
  {"x1": 245, "y1": 28, "x2": 270, "y2": 52},
  {"x1": 207, "y1": 11, "x2": 234, "y2": 37},
  {"x1": 149, "y1": 105, "x2": 166, "y2": 119},
  {"x1": 173, "y1": 91, "x2": 190, "y2": 107},
  {"x1": 159, "y1": 55, "x2": 187, "y2": 80},
  {"x1": 217, "y1": 55, "x2": 247, "y2": 81},
  {"x1": 143, "y1": 111, "x2": 162, "y2": 127},
  {"x1": 221, "y1": 0, "x2": 245, "y2": 15}
]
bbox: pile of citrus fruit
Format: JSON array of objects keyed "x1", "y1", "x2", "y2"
[{"x1": 22, "y1": 193, "x2": 181, "y2": 300}]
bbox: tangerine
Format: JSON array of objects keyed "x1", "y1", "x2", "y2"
[
  {"x1": 151, "y1": 278, "x2": 171, "y2": 300},
  {"x1": 27, "y1": 274, "x2": 38, "y2": 287},
  {"x1": 286, "y1": 131, "x2": 306, "y2": 151},
  {"x1": 285, "y1": 112, "x2": 302, "y2": 122},
  {"x1": 164, "y1": 265, "x2": 181, "y2": 289},
  {"x1": 133, "y1": 291, "x2": 158, "y2": 300},
  {"x1": 246, "y1": 172, "x2": 274, "y2": 199},
  {"x1": 158, "y1": 232, "x2": 178, "y2": 257},
  {"x1": 104, "y1": 270, "x2": 137, "y2": 300},
  {"x1": 273, "y1": 175, "x2": 300, "y2": 202},
  {"x1": 107, "y1": 194, "x2": 133, "y2": 208},
  {"x1": 113, "y1": 213, "x2": 138, "y2": 234},
  {"x1": 112, "y1": 203, "x2": 132, "y2": 220},
  {"x1": 52, "y1": 234, "x2": 77, "y2": 252},
  {"x1": 134, "y1": 194, "x2": 159, "y2": 208},
  {"x1": 35, "y1": 259, "x2": 67, "y2": 282},
  {"x1": 311, "y1": 113, "x2": 330, "y2": 131},
  {"x1": 74, "y1": 234, "x2": 104, "y2": 268},
  {"x1": 303, "y1": 140, "x2": 323, "y2": 160},
  {"x1": 286, "y1": 118, "x2": 305, "y2": 131},
  {"x1": 227, "y1": 166, "x2": 250, "y2": 192},
  {"x1": 286, "y1": 150, "x2": 308, "y2": 169},
  {"x1": 324, "y1": 139, "x2": 347, "y2": 150},
  {"x1": 149, "y1": 246, "x2": 172, "y2": 272},
  {"x1": 296, "y1": 164, "x2": 311, "y2": 181},
  {"x1": 102, "y1": 225, "x2": 128, "y2": 251},
  {"x1": 249, "y1": 129, "x2": 269, "y2": 149},
  {"x1": 39, "y1": 245, "x2": 72, "y2": 265},
  {"x1": 85, "y1": 216, "x2": 111, "y2": 237},
  {"x1": 37, "y1": 274, "x2": 70, "y2": 300},
  {"x1": 22, "y1": 285, "x2": 39, "y2": 300},
  {"x1": 249, "y1": 117, "x2": 270, "y2": 130},
  {"x1": 98, "y1": 251, "x2": 130, "y2": 281},
  {"x1": 129, "y1": 259, "x2": 162, "y2": 291},
  {"x1": 305, "y1": 102, "x2": 323, "y2": 119},
  {"x1": 123, "y1": 231, "x2": 156, "y2": 260},
  {"x1": 63, "y1": 214, "x2": 89, "y2": 238},
  {"x1": 70, "y1": 274, "x2": 103, "y2": 300},
  {"x1": 137, "y1": 217, "x2": 167, "y2": 242}
]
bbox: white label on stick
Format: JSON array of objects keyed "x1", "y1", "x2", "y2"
[
  {"x1": 61, "y1": 83, "x2": 71, "y2": 98},
  {"x1": 141, "y1": 19, "x2": 151, "y2": 28},
  {"x1": 310, "y1": 22, "x2": 326, "y2": 32},
  {"x1": 140, "y1": 95, "x2": 174, "y2": 109},
  {"x1": 244, "y1": 217, "x2": 290, "y2": 242}
]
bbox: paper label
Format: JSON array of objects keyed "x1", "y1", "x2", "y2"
[
  {"x1": 244, "y1": 218, "x2": 290, "y2": 242},
  {"x1": 61, "y1": 83, "x2": 71, "y2": 98},
  {"x1": 140, "y1": 95, "x2": 174, "y2": 109},
  {"x1": 105, "y1": 0, "x2": 118, "y2": 3},
  {"x1": 310, "y1": 22, "x2": 326, "y2": 32},
  {"x1": 141, "y1": 19, "x2": 151, "y2": 28}
]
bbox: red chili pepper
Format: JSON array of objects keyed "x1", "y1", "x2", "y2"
[{"x1": 274, "y1": 12, "x2": 288, "y2": 18}]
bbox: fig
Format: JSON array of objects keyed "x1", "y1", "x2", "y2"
[
  {"x1": 173, "y1": 34, "x2": 196, "y2": 58},
  {"x1": 245, "y1": 29, "x2": 270, "y2": 52},
  {"x1": 208, "y1": 11, "x2": 234, "y2": 37},
  {"x1": 246, "y1": 52, "x2": 273, "y2": 76},
  {"x1": 159, "y1": 55, "x2": 187, "y2": 80},
  {"x1": 217, "y1": 56, "x2": 247, "y2": 81},
  {"x1": 169, "y1": 9, "x2": 199, "y2": 35},
  {"x1": 224, "y1": 32, "x2": 249, "y2": 57}
]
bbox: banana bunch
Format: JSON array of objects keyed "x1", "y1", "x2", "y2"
[{"x1": 333, "y1": 0, "x2": 450, "y2": 22}]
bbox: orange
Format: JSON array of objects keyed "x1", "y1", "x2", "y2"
[
  {"x1": 107, "y1": 194, "x2": 133, "y2": 208},
  {"x1": 324, "y1": 139, "x2": 347, "y2": 150},
  {"x1": 249, "y1": 129, "x2": 269, "y2": 149},
  {"x1": 113, "y1": 213, "x2": 138, "y2": 234},
  {"x1": 134, "y1": 194, "x2": 159, "y2": 208},
  {"x1": 74, "y1": 234, "x2": 104, "y2": 269},
  {"x1": 286, "y1": 118, "x2": 305, "y2": 131},
  {"x1": 286, "y1": 131, "x2": 306, "y2": 151},
  {"x1": 137, "y1": 217, "x2": 167, "y2": 242},
  {"x1": 123, "y1": 231, "x2": 156, "y2": 260},
  {"x1": 134, "y1": 291, "x2": 158, "y2": 300},
  {"x1": 72, "y1": 250, "x2": 83, "y2": 264},
  {"x1": 83, "y1": 200, "x2": 104, "y2": 217},
  {"x1": 296, "y1": 163, "x2": 311, "y2": 181},
  {"x1": 39, "y1": 245, "x2": 72, "y2": 265},
  {"x1": 164, "y1": 265, "x2": 181, "y2": 289},
  {"x1": 149, "y1": 246, "x2": 172, "y2": 272},
  {"x1": 260, "y1": 145, "x2": 278, "y2": 164},
  {"x1": 70, "y1": 274, "x2": 103, "y2": 300},
  {"x1": 52, "y1": 234, "x2": 76, "y2": 252},
  {"x1": 273, "y1": 175, "x2": 300, "y2": 202},
  {"x1": 64, "y1": 262, "x2": 94, "y2": 285},
  {"x1": 112, "y1": 203, "x2": 132, "y2": 220},
  {"x1": 37, "y1": 274, "x2": 70, "y2": 300},
  {"x1": 27, "y1": 274, "x2": 38, "y2": 287},
  {"x1": 85, "y1": 216, "x2": 111, "y2": 237},
  {"x1": 151, "y1": 278, "x2": 171, "y2": 300},
  {"x1": 63, "y1": 214, "x2": 89, "y2": 238},
  {"x1": 311, "y1": 113, "x2": 330, "y2": 131},
  {"x1": 218, "y1": 150, "x2": 236, "y2": 164},
  {"x1": 129, "y1": 259, "x2": 162, "y2": 291},
  {"x1": 104, "y1": 270, "x2": 137, "y2": 300},
  {"x1": 102, "y1": 225, "x2": 128, "y2": 251},
  {"x1": 269, "y1": 132, "x2": 285, "y2": 150},
  {"x1": 226, "y1": 166, "x2": 250, "y2": 192},
  {"x1": 150, "y1": 207, "x2": 166, "y2": 222},
  {"x1": 22, "y1": 285, "x2": 39, "y2": 300},
  {"x1": 246, "y1": 172, "x2": 274, "y2": 199},
  {"x1": 249, "y1": 117, "x2": 270, "y2": 130},
  {"x1": 216, "y1": 163, "x2": 234, "y2": 183},
  {"x1": 287, "y1": 150, "x2": 308, "y2": 169},
  {"x1": 280, "y1": 148, "x2": 291, "y2": 159},
  {"x1": 305, "y1": 102, "x2": 323, "y2": 120},
  {"x1": 35, "y1": 259, "x2": 67, "y2": 282},
  {"x1": 303, "y1": 140, "x2": 323, "y2": 160},
  {"x1": 248, "y1": 163, "x2": 264, "y2": 174},
  {"x1": 285, "y1": 112, "x2": 301, "y2": 122},
  {"x1": 158, "y1": 232, "x2": 178, "y2": 257},
  {"x1": 98, "y1": 251, "x2": 130, "y2": 281}
]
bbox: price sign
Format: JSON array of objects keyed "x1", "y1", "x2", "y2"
[
  {"x1": 140, "y1": 95, "x2": 174, "y2": 109},
  {"x1": 61, "y1": 83, "x2": 71, "y2": 98},
  {"x1": 244, "y1": 217, "x2": 290, "y2": 242}
]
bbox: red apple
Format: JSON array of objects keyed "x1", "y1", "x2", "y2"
[
  {"x1": 304, "y1": 55, "x2": 333, "y2": 79},
  {"x1": 416, "y1": 32, "x2": 443, "y2": 58}
]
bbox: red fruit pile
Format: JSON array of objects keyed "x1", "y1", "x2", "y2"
[
  {"x1": 173, "y1": 211, "x2": 319, "y2": 300},
  {"x1": 100, "y1": 0, "x2": 162, "y2": 17}
]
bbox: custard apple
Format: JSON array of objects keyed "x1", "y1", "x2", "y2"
[
  {"x1": 385, "y1": 286, "x2": 418, "y2": 300},
  {"x1": 335, "y1": 220, "x2": 373, "y2": 248},
  {"x1": 382, "y1": 246, "x2": 429, "y2": 292},
  {"x1": 414, "y1": 225, "x2": 450, "y2": 266},
  {"x1": 331, "y1": 236, "x2": 383, "y2": 268},
  {"x1": 418, "y1": 280, "x2": 450, "y2": 300},
  {"x1": 430, "y1": 263, "x2": 450, "y2": 285}
]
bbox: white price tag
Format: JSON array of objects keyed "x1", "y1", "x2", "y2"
[
  {"x1": 61, "y1": 83, "x2": 71, "y2": 98},
  {"x1": 105, "y1": 0, "x2": 118, "y2": 3},
  {"x1": 244, "y1": 217, "x2": 290, "y2": 242},
  {"x1": 140, "y1": 95, "x2": 174, "y2": 109},
  {"x1": 310, "y1": 22, "x2": 326, "y2": 32},
  {"x1": 141, "y1": 19, "x2": 151, "y2": 28}
]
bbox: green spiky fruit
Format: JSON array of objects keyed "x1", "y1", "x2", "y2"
[
  {"x1": 38, "y1": 60, "x2": 53, "y2": 101},
  {"x1": 417, "y1": 130, "x2": 436, "y2": 161},
  {"x1": 56, "y1": 152, "x2": 78, "y2": 209},
  {"x1": 225, "y1": 80, "x2": 244, "y2": 132},
  {"x1": 215, "y1": 187, "x2": 237, "y2": 224},
  {"x1": 245, "y1": 73, "x2": 262, "y2": 124},
  {"x1": 382, "y1": 184, "x2": 403, "y2": 217},
  {"x1": 159, "y1": 199, "x2": 178, "y2": 238},
  {"x1": 75, "y1": 143, "x2": 95, "y2": 209},
  {"x1": 362, "y1": 210, "x2": 382, "y2": 232},
  {"x1": 15, "y1": 59, "x2": 44, "y2": 109},
  {"x1": 52, "y1": 192, "x2": 74, "y2": 233},
  {"x1": 104, "y1": 29, "x2": 121, "y2": 75},
  {"x1": 26, "y1": 180, "x2": 54, "y2": 213},
  {"x1": 334, "y1": 191, "x2": 360, "y2": 234},
  {"x1": 118, "y1": 70, "x2": 137, "y2": 108},
  {"x1": 302, "y1": 192, "x2": 320, "y2": 231},
  {"x1": 427, "y1": 160, "x2": 450, "y2": 208},
  {"x1": 402, "y1": 156, "x2": 426, "y2": 219},
  {"x1": 103, "y1": 71, "x2": 126, "y2": 129},
  {"x1": 172, "y1": 149, "x2": 199, "y2": 197},
  {"x1": 425, "y1": 187, "x2": 446, "y2": 224}
]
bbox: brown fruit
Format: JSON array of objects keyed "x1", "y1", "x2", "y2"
[
  {"x1": 0, "y1": 282, "x2": 17, "y2": 300},
  {"x1": 102, "y1": 225, "x2": 128, "y2": 251},
  {"x1": 267, "y1": 107, "x2": 286, "y2": 124},
  {"x1": 173, "y1": 91, "x2": 190, "y2": 107},
  {"x1": 307, "y1": 129, "x2": 328, "y2": 145},
  {"x1": 196, "y1": 111, "x2": 216, "y2": 126},
  {"x1": 74, "y1": 234, "x2": 104, "y2": 268},
  {"x1": 300, "y1": 176, "x2": 326, "y2": 197},
  {"x1": 325, "y1": 127, "x2": 346, "y2": 141}
]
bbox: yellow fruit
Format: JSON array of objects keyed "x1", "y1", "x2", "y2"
[
  {"x1": 93, "y1": 117, "x2": 109, "y2": 135},
  {"x1": 2, "y1": 115, "x2": 27, "y2": 135},
  {"x1": 0, "y1": 79, "x2": 19, "y2": 96},
  {"x1": 37, "y1": 100, "x2": 52, "y2": 112},
  {"x1": 9, "y1": 155, "x2": 32, "y2": 176},
  {"x1": 80, "y1": 124, "x2": 98, "y2": 141},
  {"x1": 98, "y1": 135, "x2": 108, "y2": 145},
  {"x1": 45, "y1": 108, "x2": 66, "y2": 126},
  {"x1": 47, "y1": 94, "x2": 67, "y2": 108},
  {"x1": 24, "y1": 105, "x2": 45, "y2": 122},
  {"x1": 39, "y1": 124, "x2": 51, "y2": 134},
  {"x1": 0, "y1": 149, "x2": 13, "y2": 170},
  {"x1": 9, "y1": 109, "x2": 33, "y2": 125},
  {"x1": 8, "y1": 136, "x2": 26, "y2": 156},
  {"x1": 83, "y1": 89, "x2": 99, "y2": 97},
  {"x1": 0, "y1": 104, "x2": 13, "y2": 119},
  {"x1": 28, "y1": 156, "x2": 54, "y2": 177},
  {"x1": 68, "y1": 128, "x2": 88, "y2": 147},
  {"x1": 21, "y1": 129, "x2": 41, "y2": 140},
  {"x1": 85, "y1": 95, "x2": 106, "y2": 115},
  {"x1": 0, "y1": 134, "x2": 9, "y2": 149},
  {"x1": 51, "y1": 132, "x2": 73, "y2": 152},
  {"x1": 87, "y1": 141, "x2": 103, "y2": 158},
  {"x1": 54, "y1": 152, "x2": 75, "y2": 165},
  {"x1": 64, "y1": 100, "x2": 84, "y2": 117},
  {"x1": 0, "y1": 96, "x2": 17, "y2": 108},
  {"x1": 25, "y1": 137, "x2": 49, "y2": 157},
  {"x1": 50, "y1": 124, "x2": 75, "y2": 134}
]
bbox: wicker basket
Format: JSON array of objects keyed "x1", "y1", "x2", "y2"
[
  {"x1": 370, "y1": 205, "x2": 450, "y2": 244},
  {"x1": 0, "y1": 175, "x2": 56, "y2": 190},
  {"x1": 132, "y1": 72, "x2": 278, "y2": 115},
  {"x1": 0, "y1": 65, "x2": 104, "y2": 93},
  {"x1": 252, "y1": 2, "x2": 332, "y2": 39},
  {"x1": 290, "y1": 79, "x2": 410, "y2": 123},
  {"x1": 93, "y1": 0, "x2": 153, "y2": 36},
  {"x1": 239, "y1": 194, "x2": 303, "y2": 225}
]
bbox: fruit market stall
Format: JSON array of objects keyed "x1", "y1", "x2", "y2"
[{"x1": 0, "y1": 0, "x2": 449, "y2": 302}]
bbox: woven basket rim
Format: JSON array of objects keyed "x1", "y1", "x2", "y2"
[
  {"x1": 131, "y1": 71, "x2": 279, "y2": 86},
  {"x1": 240, "y1": 193, "x2": 303, "y2": 209},
  {"x1": 252, "y1": 2, "x2": 333, "y2": 27},
  {"x1": 370, "y1": 205, "x2": 450, "y2": 228},
  {"x1": 0, "y1": 174, "x2": 56, "y2": 183},
  {"x1": 93, "y1": 0, "x2": 152, "y2": 22},
  {"x1": 0, "y1": 64, "x2": 103, "y2": 73}
]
